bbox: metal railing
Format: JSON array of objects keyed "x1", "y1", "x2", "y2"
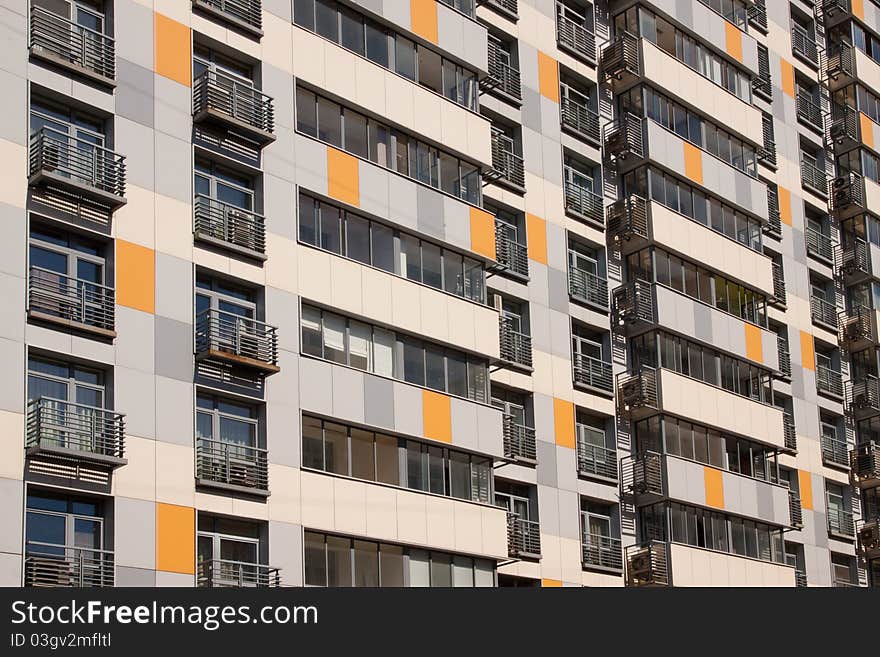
[
  {"x1": 810, "y1": 295, "x2": 838, "y2": 328},
  {"x1": 772, "y1": 262, "x2": 786, "y2": 305},
  {"x1": 28, "y1": 265, "x2": 115, "y2": 333},
  {"x1": 849, "y1": 375, "x2": 880, "y2": 417},
  {"x1": 26, "y1": 397, "x2": 125, "y2": 461},
  {"x1": 783, "y1": 411, "x2": 797, "y2": 451},
  {"x1": 797, "y1": 89, "x2": 824, "y2": 130},
  {"x1": 602, "y1": 112, "x2": 644, "y2": 165},
  {"x1": 194, "y1": 195, "x2": 266, "y2": 256},
  {"x1": 439, "y1": 0, "x2": 476, "y2": 18},
  {"x1": 837, "y1": 235, "x2": 870, "y2": 279},
  {"x1": 851, "y1": 442, "x2": 880, "y2": 485},
  {"x1": 195, "y1": 308, "x2": 278, "y2": 368},
  {"x1": 506, "y1": 514, "x2": 541, "y2": 557},
  {"x1": 29, "y1": 5, "x2": 115, "y2": 80},
  {"x1": 197, "y1": 559, "x2": 280, "y2": 587},
  {"x1": 573, "y1": 353, "x2": 613, "y2": 393},
  {"x1": 613, "y1": 279, "x2": 655, "y2": 326},
  {"x1": 625, "y1": 541, "x2": 669, "y2": 586},
  {"x1": 25, "y1": 542, "x2": 114, "y2": 587},
  {"x1": 621, "y1": 451, "x2": 663, "y2": 497},
  {"x1": 563, "y1": 170, "x2": 603, "y2": 224},
  {"x1": 816, "y1": 365, "x2": 844, "y2": 398},
  {"x1": 568, "y1": 266, "x2": 608, "y2": 309},
  {"x1": 196, "y1": 437, "x2": 269, "y2": 491},
  {"x1": 827, "y1": 505, "x2": 856, "y2": 538},
  {"x1": 822, "y1": 432, "x2": 850, "y2": 466},
  {"x1": 494, "y1": 223, "x2": 528, "y2": 277},
  {"x1": 789, "y1": 490, "x2": 804, "y2": 528},
  {"x1": 606, "y1": 194, "x2": 648, "y2": 243},
  {"x1": 778, "y1": 337, "x2": 792, "y2": 379},
  {"x1": 486, "y1": 50, "x2": 521, "y2": 100},
  {"x1": 29, "y1": 127, "x2": 126, "y2": 199},
  {"x1": 791, "y1": 24, "x2": 819, "y2": 66},
  {"x1": 502, "y1": 414, "x2": 537, "y2": 462},
  {"x1": 194, "y1": 0, "x2": 262, "y2": 31},
  {"x1": 581, "y1": 531, "x2": 622, "y2": 571},
  {"x1": 484, "y1": 0, "x2": 517, "y2": 17},
  {"x1": 556, "y1": 10, "x2": 595, "y2": 62},
  {"x1": 766, "y1": 185, "x2": 782, "y2": 238},
  {"x1": 499, "y1": 316, "x2": 532, "y2": 368},
  {"x1": 576, "y1": 431, "x2": 617, "y2": 480},
  {"x1": 617, "y1": 368, "x2": 659, "y2": 417},
  {"x1": 490, "y1": 136, "x2": 525, "y2": 189},
  {"x1": 857, "y1": 519, "x2": 880, "y2": 557},
  {"x1": 829, "y1": 103, "x2": 859, "y2": 145},
  {"x1": 600, "y1": 31, "x2": 640, "y2": 83},
  {"x1": 805, "y1": 227, "x2": 834, "y2": 262},
  {"x1": 193, "y1": 70, "x2": 274, "y2": 136},
  {"x1": 795, "y1": 570, "x2": 807, "y2": 587},
  {"x1": 801, "y1": 157, "x2": 828, "y2": 196},
  {"x1": 840, "y1": 305, "x2": 875, "y2": 348},
  {"x1": 831, "y1": 171, "x2": 864, "y2": 212},
  {"x1": 748, "y1": 1, "x2": 768, "y2": 31},
  {"x1": 560, "y1": 96, "x2": 600, "y2": 143},
  {"x1": 825, "y1": 40, "x2": 856, "y2": 82}
]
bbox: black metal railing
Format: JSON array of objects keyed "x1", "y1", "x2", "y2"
[
  {"x1": 573, "y1": 353, "x2": 613, "y2": 393},
  {"x1": 29, "y1": 127, "x2": 126, "y2": 199},
  {"x1": 606, "y1": 194, "x2": 648, "y2": 243},
  {"x1": 494, "y1": 223, "x2": 528, "y2": 277},
  {"x1": 581, "y1": 531, "x2": 622, "y2": 571},
  {"x1": 825, "y1": 41, "x2": 856, "y2": 83},
  {"x1": 502, "y1": 414, "x2": 537, "y2": 462},
  {"x1": 778, "y1": 337, "x2": 792, "y2": 379},
  {"x1": 822, "y1": 432, "x2": 849, "y2": 468},
  {"x1": 805, "y1": 227, "x2": 834, "y2": 262},
  {"x1": 560, "y1": 96, "x2": 600, "y2": 143},
  {"x1": 840, "y1": 305, "x2": 875, "y2": 347},
  {"x1": 789, "y1": 490, "x2": 804, "y2": 528},
  {"x1": 25, "y1": 542, "x2": 114, "y2": 587},
  {"x1": 827, "y1": 505, "x2": 856, "y2": 538},
  {"x1": 602, "y1": 112, "x2": 644, "y2": 165},
  {"x1": 625, "y1": 541, "x2": 669, "y2": 586},
  {"x1": 506, "y1": 514, "x2": 541, "y2": 557},
  {"x1": 484, "y1": 0, "x2": 517, "y2": 17},
  {"x1": 556, "y1": 10, "x2": 595, "y2": 62},
  {"x1": 196, "y1": 437, "x2": 269, "y2": 491},
  {"x1": 194, "y1": 195, "x2": 266, "y2": 256},
  {"x1": 563, "y1": 170, "x2": 603, "y2": 224},
  {"x1": 766, "y1": 185, "x2": 782, "y2": 238},
  {"x1": 783, "y1": 411, "x2": 797, "y2": 451},
  {"x1": 829, "y1": 103, "x2": 859, "y2": 146},
  {"x1": 772, "y1": 262, "x2": 786, "y2": 305},
  {"x1": 499, "y1": 316, "x2": 532, "y2": 368},
  {"x1": 837, "y1": 235, "x2": 870, "y2": 280},
  {"x1": 621, "y1": 451, "x2": 663, "y2": 497},
  {"x1": 797, "y1": 89, "x2": 824, "y2": 131},
  {"x1": 831, "y1": 171, "x2": 864, "y2": 212},
  {"x1": 26, "y1": 397, "x2": 125, "y2": 461},
  {"x1": 197, "y1": 559, "x2": 280, "y2": 587},
  {"x1": 29, "y1": 5, "x2": 115, "y2": 81},
  {"x1": 28, "y1": 265, "x2": 115, "y2": 333},
  {"x1": 851, "y1": 442, "x2": 880, "y2": 485},
  {"x1": 193, "y1": 70, "x2": 274, "y2": 136},
  {"x1": 816, "y1": 365, "x2": 844, "y2": 398},
  {"x1": 490, "y1": 136, "x2": 525, "y2": 189},
  {"x1": 486, "y1": 48, "x2": 521, "y2": 100},
  {"x1": 794, "y1": 569, "x2": 807, "y2": 587},
  {"x1": 758, "y1": 114, "x2": 777, "y2": 166},
  {"x1": 613, "y1": 279, "x2": 654, "y2": 326},
  {"x1": 568, "y1": 266, "x2": 608, "y2": 309},
  {"x1": 801, "y1": 157, "x2": 828, "y2": 196},
  {"x1": 193, "y1": 0, "x2": 262, "y2": 32},
  {"x1": 849, "y1": 375, "x2": 880, "y2": 418},
  {"x1": 576, "y1": 431, "x2": 617, "y2": 481},
  {"x1": 810, "y1": 295, "x2": 838, "y2": 328},
  {"x1": 857, "y1": 519, "x2": 880, "y2": 557},
  {"x1": 791, "y1": 24, "x2": 819, "y2": 66},
  {"x1": 600, "y1": 31, "x2": 640, "y2": 83},
  {"x1": 748, "y1": 0, "x2": 768, "y2": 32},
  {"x1": 195, "y1": 308, "x2": 278, "y2": 369}
]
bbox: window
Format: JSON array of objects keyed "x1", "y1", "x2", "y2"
[
  {"x1": 26, "y1": 492, "x2": 104, "y2": 557},
  {"x1": 196, "y1": 394, "x2": 259, "y2": 467},
  {"x1": 197, "y1": 515, "x2": 263, "y2": 585}
]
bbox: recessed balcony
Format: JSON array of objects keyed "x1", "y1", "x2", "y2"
[
  {"x1": 573, "y1": 353, "x2": 613, "y2": 396},
  {"x1": 27, "y1": 265, "x2": 116, "y2": 338},
  {"x1": 498, "y1": 316, "x2": 532, "y2": 370},
  {"x1": 196, "y1": 437, "x2": 269, "y2": 496},
  {"x1": 501, "y1": 414, "x2": 536, "y2": 464},
  {"x1": 24, "y1": 542, "x2": 114, "y2": 587},
  {"x1": 506, "y1": 513, "x2": 541, "y2": 559},
  {"x1": 581, "y1": 531, "x2": 622, "y2": 573},
  {"x1": 29, "y1": 5, "x2": 115, "y2": 85},
  {"x1": 26, "y1": 397, "x2": 126, "y2": 468},
  {"x1": 197, "y1": 558, "x2": 280, "y2": 587},
  {"x1": 192, "y1": 0, "x2": 263, "y2": 37},
  {"x1": 193, "y1": 195, "x2": 267, "y2": 260},
  {"x1": 194, "y1": 308, "x2": 280, "y2": 375},
  {"x1": 192, "y1": 70, "x2": 275, "y2": 145},
  {"x1": 850, "y1": 442, "x2": 880, "y2": 487}
]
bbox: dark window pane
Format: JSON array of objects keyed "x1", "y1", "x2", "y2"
[
  {"x1": 379, "y1": 544, "x2": 405, "y2": 586},
  {"x1": 425, "y1": 346, "x2": 446, "y2": 391},
  {"x1": 403, "y1": 339, "x2": 425, "y2": 386},
  {"x1": 343, "y1": 110, "x2": 368, "y2": 158},
  {"x1": 298, "y1": 194, "x2": 318, "y2": 245},
  {"x1": 326, "y1": 535, "x2": 352, "y2": 587},
  {"x1": 350, "y1": 429, "x2": 375, "y2": 481},
  {"x1": 346, "y1": 213, "x2": 370, "y2": 264},
  {"x1": 304, "y1": 531, "x2": 326, "y2": 586},
  {"x1": 395, "y1": 37, "x2": 416, "y2": 80},
  {"x1": 353, "y1": 540, "x2": 378, "y2": 587},
  {"x1": 296, "y1": 87, "x2": 317, "y2": 136},
  {"x1": 324, "y1": 422, "x2": 349, "y2": 475},
  {"x1": 406, "y1": 441, "x2": 427, "y2": 491},
  {"x1": 371, "y1": 223, "x2": 394, "y2": 273},
  {"x1": 446, "y1": 352, "x2": 468, "y2": 397},
  {"x1": 365, "y1": 22, "x2": 389, "y2": 67},
  {"x1": 319, "y1": 202, "x2": 342, "y2": 253},
  {"x1": 422, "y1": 243, "x2": 443, "y2": 289},
  {"x1": 315, "y1": 0, "x2": 338, "y2": 41},
  {"x1": 318, "y1": 96, "x2": 342, "y2": 147},
  {"x1": 443, "y1": 251, "x2": 463, "y2": 296},
  {"x1": 294, "y1": 0, "x2": 315, "y2": 30},
  {"x1": 340, "y1": 8, "x2": 364, "y2": 55},
  {"x1": 375, "y1": 434, "x2": 399, "y2": 485},
  {"x1": 302, "y1": 416, "x2": 324, "y2": 469}
]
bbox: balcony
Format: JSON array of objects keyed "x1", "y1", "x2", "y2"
[
  {"x1": 748, "y1": 1, "x2": 768, "y2": 32},
  {"x1": 563, "y1": 167, "x2": 603, "y2": 225},
  {"x1": 800, "y1": 156, "x2": 828, "y2": 197},
  {"x1": 502, "y1": 414, "x2": 536, "y2": 463},
  {"x1": 573, "y1": 353, "x2": 613, "y2": 395},
  {"x1": 828, "y1": 104, "x2": 860, "y2": 154},
  {"x1": 556, "y1": 8, "x2": 595, "y2": 63},
  {"x1": 778, "y1": 337, "x2": 792, "y2": 380},
  {"x1": 195, "y1": 308, "x2": 280, "y2": 375},
  {"x1": 197, "y1": 559, "x2": 280, "y2": 587},
  {"x1": 576, "y1": 427, "x2": 616, "y2": 482},
  {"x1": 821, "y1": 0, "x2": 861, "y2": 29},
  {"x1": 789, "y1": 490, "x2": 804, "y2": 528},
  {"x1": 193, "y1": 70, "x2": 275, "y2": 145},
  {"x1": 831, "y1": 171, "x2": 866, "y2": 218},
  {"x1": 196, "y1": 437, "x2": 269, "y2": 496},
  {"x1": 810, "y1": 295, "x2": 838, "y2": 330},
  {"x1": 805, "y1": 227, "x2": 834, "y2": 264},
  {"x1": 26, "y1": 398, "x2": 126, "y2": 467},
  {"x1": 24, "y1": 542, "x2": 114, "y2": 587},
  {"x1": 506, "y1": 513, "x2": 541, "y2": 559},
  {"x1": 617, "y1": 368, "x2": 659, "y2": 420},
  {"x1": 772, "y1": 264, "x2": 788, "y2": 305},
  {"x1": 568, "y1": 266, "x2": 608, "y2": 310},
  {"x1": 581, "y1": 532, "x2": 622, "y2": 572},
  {"x1": 824, "y1": 41, "x2": 858, "y2": 92},
  {"x1": 827, "y1": 505, "x2": 856, "y2": 540},
  {"x1": 620, "y1": 451, "x2": 663, "y2": 499},
  {"x1": 192, "y1": 0, "x2": 262, "y2": 37},
  {"x1": 836, "y1": 236, "x2": 871, "y2": 285},
  {"x1": 600, "y1": 31, "x2": 639, "y2": 87},
  {"x1": 625, "y1": 540, "x2": 669, "y2": 586},
  {"x1": 560, "y1": 95, "x2": 600, "y2": 145},
  {"x1": 29, "y1": 5, "x2": 115, "y2": 84},
  {"x1": 490, "y1": 135, "x2": 525, "y2": 191},
  {"x1": 848, "y1": 375, "x2": 880, "y2": 420},
  {"x1": 194, "y1": 195, "x2": 266, "y2": 259},
  {"x1": 857, "y1": 519, "x2": 880, "y2": 560},
  {"x1": 839, "y1": 306, "x2": 878, "y2": 352},
  {"x1": 783, "y1": 411, "x2": 797, "y2": 452},
  {"x1": 850, "y1": 442, "x2": 880, "y2": 487},
  {"x1": 765, "y1": 186, "x2": 782, "y2": 238},
  {"x1": 494, "y1": 222, "x2": 528, "y2": 278},
  {"x1": 483, "y1": 0, "x2": 518, "y2": 20},
  {"x1": 606, "y1": 194, "x2": 648, "y2": 248},
  {"x1": 28, "y1": 265, "x2": 115, "y2": 338},
  {"x1": 791, "y1": 24, "x2": 819, "y2": 67},
  {"x1": 28, "y1": 127, "x2": 126, "y2": 210},
  {"x1": 612, "y1": 279, "x2": 654, "y2": 329},
  {"x1": 484, "y1": 50, "x2": 521, "y2": 102},
  {"x1": 602, "y1": 112, "x2": 644, "y2": 171},
  {"x1": 816, "y1": 364, "x2": 844, "y2": 399},
  {"x1": 498, "y1": 316, "x2": 532, "y2": 369},
  {"x1": 821, "y1": 433, "x2": 850, "y2": 468}
]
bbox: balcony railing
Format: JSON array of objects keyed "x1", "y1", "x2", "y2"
[
  {"x1": 502, "y1": 414, "x2": 536, "y2": 462},
  {"x1": 193, "y1": 70, "x2": 275, "y2": 141},
  {"x1": 620, "y1": 451, "x2": 663, "y2": 497},
  {"x1": 506, "y1": 514, "x2": 541, "y2": 558},
  {"x1": 857, "y1": 519, "x2": 880, "y2": 559},
  {"x1": 490, "y1": 136, "x2": 525, "y2": 189},
  {"x1": 26, "y1": 397, "x2": 126, "y2": 464},
  {"x1": 197, "y1": 559, "x2": 280, "y2": 587},
  {"x1": 771, "y1": 262, "x2": 786, "y2": 306},
  {"x1": 28, "y1": 265, "x2": 115, "y2": 335},
  {"x1": 192, "y1": 0, "x2": 262, "y2": 34},
  {"x1": 748, "y1": 1, "x2": 768, "y2": 32},
  {"x1": 783, "y1": 411, "x2": 797, "y2": 452},
  {"x1": 778, "y1": 337, "x2": 792, "y2": 379},
  {"x1": 795, "y1": 570, "x2": 807, "y2": 587},
  {"x1": 600, "y1": 31, "x2": 640, "y2": 84},
  {"x1": 791, "y1": 24, "x2": 819, "y2": 66},
  {"x1": 499, "y1": 316, "x2": 532, "y2": 368},
  {"x1": 483, "y1": 0, "x2": 517, "y2": 18},
  {"x1": 568, "y1": 266, "x2": 608, "y2": 309},
  {"x1": 825, "y1": 41, "x2": 856, "y2": 84},
  {"x1": 797, "y1": 89, "x2": 824, "y2": 131},
  {"x1": 486, "y1": 51, "x2": 521, "y2": 100},
  {"x1": 850, "y1": 442, "x2": 880, "y2": 486},
  {"x1": 195, "y1": 308, "x2": 279, "y2": 373},
  {"x1": 29, "y1": 5, "x2": 115, "y2": 82},
  {"x1": 789, "y1": 490, "x2": 804, "y2": 528},
  {"x1": 831, "y1": 171, "x2": 865, "y2": 214},
  {"x1": 563, "y1": 170, "x2": 603, "y2": 224},
  {"x1": 840, "y1": 305, "x2": 875, "y2": 349},
  {"x1": 556, "y1": 10, "x2": 595, "y2": 62},
  {"x1": 848, "y1": 375, "x2": 880, "y2": 419},
  {"x1": 560, "y1": 96, "x2": 600, "y2": 143},
  {"x1": 29, "y1": 127, "x2": 126, "y2": 205},
  {"x1": 810, "y1": 296, "x2": 838, "y2": 329},
  {"x1": 581, "y1": 531, "x2": 623, "y2": 572},
  {"x1": 194, "y1": 195, "x2": 266, "y2": 258},
  {"x1": 801, "y1": 157, "x2": 828, "y2": 196},
  {"x1": 606, "y1": 194, "x2": 648, "y2": 244},
  {"x1": 613, "y1": 279, "x2": 654, "y2": 327},
  {"x1": 576, "y1": 431, "x2": 617, "y2": 481},
  {"x1": 816, "y1": 365, "x2": 844, "y2": 398},
  {"x1": 822, "y1": 432, "x2": 849, "y2": 468},
  {"x1": 25, "y1": 542, "x2": 114, "y2": 587},
  {"x1": 625, "y1": 540, "x2": 669, "y2": 587},
  {"x1": 827, "y1": 505, "x2": 856, "y2": 539},
  {"x1": 196, "y1": 437, "x2": 269, "y2": 493},
  {"x1": 829, "y1": 103, "x2": 859, "y2": 147},
  {"x1": 617, "y1": 368, "x2": 659, "y2": 418},
  {"x1": 837, "y1": 235, "x2": 870, "y2": 280},
  {"x1": 805, "y1": 227, "x2": 834, "y2": 262},
  {"x1": 439, "y1": 0, "x2": 476, "y2": 18},
  {"x1": 494, "y1": 223, "x2": 528, "y2": 278},
  {"x1": 602, "y1": 112, "x2": 644, "y2": 167},
  {"x1": 766, "y1": 186, "x2": 782, "y2": 238},
  {"x1": 573, "y1": 353, "x2": 613, "y2": 394}
]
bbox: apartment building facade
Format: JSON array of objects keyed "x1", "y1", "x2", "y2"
[{"x1": 0, "y1": 0, "x2": 874, "y2": 588}]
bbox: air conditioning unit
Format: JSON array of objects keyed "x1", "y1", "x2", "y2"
[
  {"x1": 628, "y1": 550, "x2": 653, "y2": 579},
  {"x1": 859, "y1": 522, "x2": 880, "y2": 551}
]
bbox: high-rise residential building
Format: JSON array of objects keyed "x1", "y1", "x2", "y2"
[{"x1": 0, "y1": 0, "x2": 875, "y2": 589}]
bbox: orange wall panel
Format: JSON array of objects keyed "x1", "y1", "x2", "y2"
[
  {"x1": 780, "y1": 59, "x2": 795, "y2": 98},
  {"x1": 800, "y1": 331, "x2": 815, "y2": 371},
  {"x1": 537, "y1": 52, "x2": 560, "y2": 103},
  {"x1": 553, "y1": 398, "x2": 575, "y2": 449},
  {"x1": 744, "y1": 324, "x2": 763, "y2": 364},
  {"x1": 327, "y1": 147, "x2": 360, "y2": 207},
  {"x1": 422, "y1": 390, "x2": 452, "y2": 443},
  {"x1": 525, "y1": 213, "x2": 547, "y2": 265},
  {"x1": 410, "y1": 0, "x2": 438, "y2": 44},
  {"x1": 704, "y1": 467, "x2": 725, "y2": 509},
  {"x1": 542, "y1": 578, "x2": 563, "y2": 587},
  {"x1": 156, "y1": 503, "x2": 195, "y2": 575},
  {"x1": 469, "y1": 207, "x2": 496, "y2": 260},
  {"x1": 725, "y1": 22, "x2": 743, "y2": 62},
  {"x1": 116, "y1": 240, "x2": 155, "y2": 314},
  {"x1": 154, "y1": 13, "x2": 191, "y2": 87},
  {"x1": 798, "y1": 470, "x2": 813, "y2": 510},
  {"x1": 861, "y1": 112, "x2": 875, "y2": 150},
  {"x1": 683, "y1": 143, "x2": 703, "y2": 185},
  {"x1": 778, "y1": 186, "x2": 792, "y2": 226}
]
